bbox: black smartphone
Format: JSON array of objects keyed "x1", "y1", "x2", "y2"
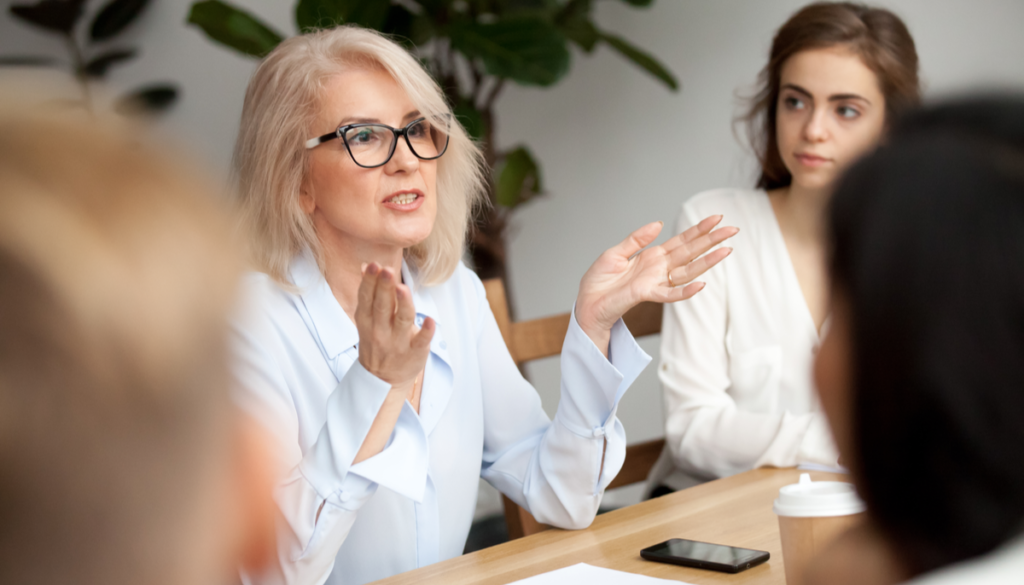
[{"x1": 640, "y1": 538, "x2": 770, "y2": 574}]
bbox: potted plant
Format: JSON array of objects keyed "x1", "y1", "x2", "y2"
[{"x1": 3, "y1": 0, "x2": 178, "y2": 115}]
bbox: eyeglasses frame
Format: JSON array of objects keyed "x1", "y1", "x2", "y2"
[{"x1": 304, "y1": 116, "x2": 450, "y2": 169}]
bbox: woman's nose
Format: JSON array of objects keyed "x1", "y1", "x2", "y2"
[
  {"x1": 803, "y1": 110, "x2": 829, "y2": 143},
  {"x1": 386, "y1": 137, "x2": 419, "y2": 173},
  {"x1": 802, "y1": 111, "x2": 827, "y2": 144}
]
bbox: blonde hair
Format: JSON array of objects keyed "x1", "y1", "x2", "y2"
[
  {"x1": 0, "y1": 102, "x2": 242, "y2": 585},
  {"x1": 234, "y1": 26, "x2": 486, "y2": 287}
]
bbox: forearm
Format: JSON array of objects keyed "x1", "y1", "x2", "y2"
[
  {"x1": 486, "y1": 312, "x2": 649, "y2": 528},
  {"x1": 353, "y1": 383, "x2": 412, "y2": 464},
  {"x1": 665, "y1": 406, "x2": 836, "y2": 478}
]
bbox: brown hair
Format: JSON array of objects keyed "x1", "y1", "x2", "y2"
[
  {"x1": 0, "y1": 101, "x2": 243, "y2": 585},
  {"x1": 743, "y1": 2, "x2": 921, "y2": 190}
]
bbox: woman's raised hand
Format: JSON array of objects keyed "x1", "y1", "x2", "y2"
[
  {"x1": 355, "y1": 263, "x2": 434, "y2": 390},
  {"x1": 575, "y1": 215, "x2": 739, "y2": 354}
]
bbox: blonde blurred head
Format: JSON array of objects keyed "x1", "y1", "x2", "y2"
[
  {"x1": 0, "y1": 98, "x2": 270, "y2": 585},
  {"x1": 234, "y1": 26, "x2": 486, "y2": 287}
]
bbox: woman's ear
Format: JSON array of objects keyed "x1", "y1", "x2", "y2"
[
  {"x1": 299, "y1": 184, "x2": 316, "y2": 215},
  {"x1": 232, "y1": 415, "x2": 278, "y2": 573}
]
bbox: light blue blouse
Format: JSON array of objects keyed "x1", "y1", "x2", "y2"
[{"x1": 232, "y1": 251, "x2": 650, "y2": 585}]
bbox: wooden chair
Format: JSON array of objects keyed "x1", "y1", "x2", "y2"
[{"x1": 482, "y1": 278, "x2": 666, "y2": 540}]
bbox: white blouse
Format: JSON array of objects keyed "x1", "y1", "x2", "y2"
[
  {"x1": 232, "y1": 250, "x2": 651, "y2": 585},
  {"x1": 653, "y1": 188, "x2": 839, "y2": 488}
]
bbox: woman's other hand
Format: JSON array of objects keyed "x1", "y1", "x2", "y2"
[
  {"x1": 356, "y1": 262, "x2": 434, "y2": 393},
  {"x1": 575, "y1": 215, "x2": 738, "y2": 355}
]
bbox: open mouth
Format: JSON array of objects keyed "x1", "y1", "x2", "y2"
[{"x1": 387, "y1": 192, "x2": 420, "y2": 205}]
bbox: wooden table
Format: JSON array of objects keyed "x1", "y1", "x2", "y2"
[{"x1": 372, "y1": 468, "x2": 845, "y2": 585}]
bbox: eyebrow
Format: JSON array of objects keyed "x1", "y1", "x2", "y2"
[
  {"x1": 337, "y1": 110, "x2": 422, "y2": 127},
  {"x1": 781, "y1": 83, "x2": 872, "y2": 105}
]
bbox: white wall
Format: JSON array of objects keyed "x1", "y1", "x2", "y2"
[{"x1": 4, "y1": 0, "x2": 1023, "y2": 515}]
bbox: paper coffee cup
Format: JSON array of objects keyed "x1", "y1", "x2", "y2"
[{"x1": 773, "y1": 473, "x2": 865, "y2": 585}]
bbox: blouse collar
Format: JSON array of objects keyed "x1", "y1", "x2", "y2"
[{"x1": 288, "y1": 249, "x2": 446, "y2": 363}]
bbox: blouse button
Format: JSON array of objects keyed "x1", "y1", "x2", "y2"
[
  {"x1": 338, "y1": 491, "x2": 351, "y2": 503},
  {"x1": 592, "y1": 427, "x2": 606, "y2": 438}
]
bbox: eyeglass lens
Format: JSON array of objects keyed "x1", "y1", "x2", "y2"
[{"x1": 342, "y1": 119, "x2": 448, "y2": 167}]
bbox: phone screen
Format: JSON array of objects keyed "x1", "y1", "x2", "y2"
[{"x1": 641, "y1": 538, "x2": 769, "y2": 573}]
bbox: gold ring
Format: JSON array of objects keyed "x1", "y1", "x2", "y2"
[{"x1": 668, "y1": 271, "x2": 675, "y2": 287}]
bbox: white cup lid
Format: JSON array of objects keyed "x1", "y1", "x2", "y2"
[{"x1": 773, "y1": 473, "x2": 866, "y2": 517}]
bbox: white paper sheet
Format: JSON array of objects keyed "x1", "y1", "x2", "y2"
[{"x1": 505, "y1": 563, "x2": 696, "y2": 585}]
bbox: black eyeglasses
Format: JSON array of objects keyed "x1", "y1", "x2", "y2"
[{"x1": 305, "y1": 117, "x2": 450, "y2": 168}]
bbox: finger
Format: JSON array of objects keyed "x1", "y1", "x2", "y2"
[
  {"x1": 372, "y1": 267, "x2": 398, "y2": 324},
  {"x1": 355, "y1": 263, "x2": 381, "y2": 328},
  {"x1": 646, "y1": 281, "x2": 706, "y2": 303},
  {"x1": 394, "y1": 284, "x2": 416, "y2": 330},
  {"x1": 662, "y1": 215, "x2": 723, "y2": 253},
  {"x1": 669, "y1": 247, "x2": 733, "y2": 286},
  {"x1": 609, "y1": 221, "x2": 663, "y2": 259},
  {"x1": 668, "y1": 225, "x2": 739, "y2": 267},
  {"x1": 411, "y1": 316, "x2": 435, "y2": 350},
  {"x1": 673, "y1": 281, "x2": 707, "y2": 302}
]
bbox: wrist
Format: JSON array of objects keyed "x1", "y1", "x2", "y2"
[
  {"x1": 574, "y1": 303, "x2": 612, "y2": 359},
  {"x1": 575, "y1": 300, "x2": 614, "y2": 335},
  {"x1": 387, "y1": 378, "x2": 415, "y2": 399}
]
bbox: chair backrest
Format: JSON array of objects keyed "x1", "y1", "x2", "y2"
[{"x1": 482, "y1": 278, "x2": 666, "y2": 540}]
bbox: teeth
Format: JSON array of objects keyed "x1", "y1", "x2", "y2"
[{"x1": 388, "y1": 193, "x2": 418, "y2": 205}]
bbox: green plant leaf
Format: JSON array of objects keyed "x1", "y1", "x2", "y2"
[
  {"x1": 381, "y1": 4, "x2": 433, "y2": 47},
  {"x1": 295, "y1": 0, "x2": 390, "y2": 33},
  {"x1": 555, "y1": 0, "x2": 597, "y2": 52},
  {"x1": 449, "y1": 18, "x2": 569, "y2": 87},
  {"x1": 115, "y1": 83, "x2": 178, "y2": 116},
  {"x1": 187, "y1": 0, "x2": 284, "y2": 58},
  {"x1": 493, "y1": 0, "x2": 556, "y2": 18},
  {"x1": 89, "y1": 0, "x2": 150, "y2": 41},
  {"x1": 342, "y1": 0, "x2": 389, "y2": 30},
  {"x1": 9, "y1": 0, "x2": 87, "y2": 34},
  {"x1": 83, "y1": 48, "x2": 136, "y2": 77},
  {"x1": 496, "y1": 146, "x2": 542, "y2": 208},
  {"x1": 453, "y1": 101, "x2": 485, "y2": 142},
  {"x1": 415, "y1": 0, "x2": 447, "y2": 19},
  {"x1": 600, "y1": 33, "x2": 678, "y2": 91},
  {"x1": 0, "y1": 55, "x2": 58, "y2": 66}
]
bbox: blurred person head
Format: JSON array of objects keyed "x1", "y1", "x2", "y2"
[
  {"x1": 815, "y1": 95, "x2": 1024, "y2": 576},
  {"x1": 233, "y1": 25, "x2": 485, "y2": 287},
  {"x1": 743, "y1": 2, "x2": 921, "y2": 192},
  {"x1": 0, "y1": 101, "x2": 275, "y2": 585}
]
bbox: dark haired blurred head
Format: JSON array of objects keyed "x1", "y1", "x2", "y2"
[{"x1": 815, "y1": 94, "x2": 1024, "y2": 576}]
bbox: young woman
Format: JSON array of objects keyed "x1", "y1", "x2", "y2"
[
  {"x1": 652, "y1": 2, "x2": 921, "y2": 491},
  {"x1": 229, "y1": 26, "x2": 736, "y2": 585},
  {"x1": 807, "y1": 96, "x2": 1024, "y2": 585}
]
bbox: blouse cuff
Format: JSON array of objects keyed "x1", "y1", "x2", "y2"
[
  {"x1": 299, "y1": 362, "x2": 430, "y2": 508},
  {"x1": 554, "y1": 304, "x2": 651, "y2": 436}
]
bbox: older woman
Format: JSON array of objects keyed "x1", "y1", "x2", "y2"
[
  {"x1": 231, "y1": 27, "x2": 735, "y2": 585},
  {"x1": 230, "y1": 25, "x2": 737, "y2": 585}
]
